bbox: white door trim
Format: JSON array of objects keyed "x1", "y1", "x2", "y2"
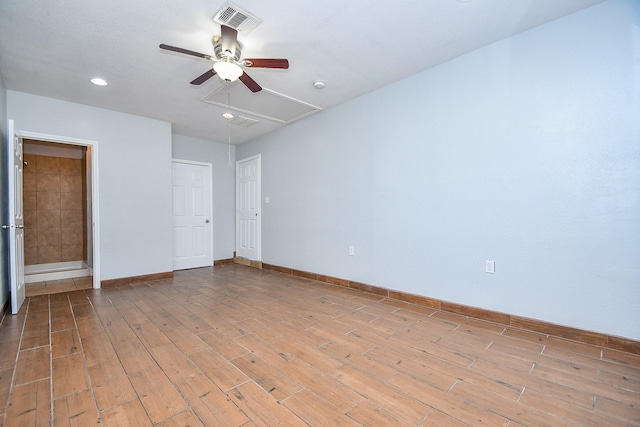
[
  {"x1": 172, "y1": 158, "x2": 214, "y2": 269},
  {"x1": 15, "y1": 130, "x2": 101, "y2": 289}
]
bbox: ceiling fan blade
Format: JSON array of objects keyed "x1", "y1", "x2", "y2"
[
  {"x1": 242, "y1": 58, "x2": 289, "y2": 69},
  {"x1": 220, "y1": 25, "x2": 238, "y2": 58},
  {"x1": 190, "y1": 69, "x2": 217, "y2": 85},
  {"x1": 239, "y1": 72, "x2": 262, "y2": 93},
  {"x1": 243, "y1": 58, "x2": 289, "y2": 69},
  {"x1": 159, "y1": 44, "x2": 213, "y2": 61}
]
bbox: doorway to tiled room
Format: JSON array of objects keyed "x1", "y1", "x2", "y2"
[{"x1": 22, "y1": 139, "x2": 94, "y2": 296}]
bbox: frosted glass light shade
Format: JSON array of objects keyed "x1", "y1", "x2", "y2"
[{"x1": 213, "y1": 61, "x2": 243, "y2": 82}]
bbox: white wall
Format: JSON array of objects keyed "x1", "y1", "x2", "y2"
[
  {"x1": 0, "y1": 71, "x2": 8, "y2": 307},
  {"x1": 238, "y1": 0, "x2": 640, "y2": 340},
  {"x1": 7, "y1": 91, "x2": 173, "y2": 281},
  {"x1": 171, "y1": 134, "x2": 236, "y2": 260}
]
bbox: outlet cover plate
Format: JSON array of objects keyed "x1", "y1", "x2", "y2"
[{"x1": 485, "y1": 260, "x2": 495, "y2": 274}]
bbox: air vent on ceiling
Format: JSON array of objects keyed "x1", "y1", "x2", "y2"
[
  {"x1": 213, "y1": 2, "x2": 261, "y2": 34},
  {"x1": 231, "y1": 115, "x2": 259, "y2": 127}
]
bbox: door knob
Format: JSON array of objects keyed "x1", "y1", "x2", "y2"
[{"x1": 205, "y1": 219, "x2": 210, "y2": 223}]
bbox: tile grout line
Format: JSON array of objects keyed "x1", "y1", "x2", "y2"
[
  {"x1": 68, "y1": 292, "x2": 103, "y2": 425},
  {"x1": 48, "y1": 295, "x2": 54, "y2": 427},
  {"x1": 2, "y1": 299, "x2": 30, "y2": 427},
  {"x1": 91, "y1": 290, "x2": 152, "y2": 419}
]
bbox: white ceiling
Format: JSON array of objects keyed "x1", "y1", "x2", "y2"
[{"x1": 0, "y1": 0, "x2": 604, "y2": 144}]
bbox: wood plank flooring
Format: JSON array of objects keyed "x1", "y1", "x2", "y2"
[{"x1": 1, "y1": 264, "x2": 638, "y2": 426}]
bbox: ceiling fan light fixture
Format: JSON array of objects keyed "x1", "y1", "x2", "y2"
[{"x1": 213, "y1": 61, "x2": 243, "y2": 82}]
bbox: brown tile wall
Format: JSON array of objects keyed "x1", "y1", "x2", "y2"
[{"x1": 23, "y1": 154, "x2": 86, "y2": 265}]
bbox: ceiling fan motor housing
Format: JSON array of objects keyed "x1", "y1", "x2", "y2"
[{"x1": 213, "y1": 39, "x2": 241, "y2": 62}]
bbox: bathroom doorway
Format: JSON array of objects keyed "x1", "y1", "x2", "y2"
[{"x1": 21, "y1": 137, "x2": 98, "y2": 294}]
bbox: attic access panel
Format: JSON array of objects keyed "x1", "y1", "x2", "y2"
[{"x1": 203, "y1": 85, "x2": 321, "y2": 124}]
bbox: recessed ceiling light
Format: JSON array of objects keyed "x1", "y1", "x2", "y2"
[{"x1": 90, "y1": 77, "x2": 108, "y2": 86}]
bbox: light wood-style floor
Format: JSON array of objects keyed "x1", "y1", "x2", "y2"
[{"x1": 0, "y1": 264, "x2": 638, "y2": 426}]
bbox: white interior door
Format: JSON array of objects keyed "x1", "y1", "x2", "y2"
[
  {"x1": 4, "y1": 120, "x2": 26, "y2": 314},
  {"x1": 172, "y1": 160, "x2": 212, "y2": 270},
  {"x1": 236, "y1": 155, "x2": 261, "y2": 261}
]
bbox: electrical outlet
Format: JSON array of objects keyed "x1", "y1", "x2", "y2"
[
  {"x1": 348, "y1": 246, "x2": 355, "y2": 256},
  {"x1": 485, "y1": 260, "x2": 495, "y2": 274}
]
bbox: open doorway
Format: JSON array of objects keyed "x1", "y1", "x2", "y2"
[
  {"x1": 19, "y1": 135, "x2": 99, "y2": 295},
  {"x1": 23, "y1": 140, "x2": 91, "y2": 294}
]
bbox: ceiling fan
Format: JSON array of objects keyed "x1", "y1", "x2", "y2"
[{"x1": 159, "y1": 25, "x2": 289, "y2": 93}]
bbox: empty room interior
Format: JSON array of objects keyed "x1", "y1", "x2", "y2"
[{"x1": 0, "y1": 0, "x2": 638, "y2": 426}]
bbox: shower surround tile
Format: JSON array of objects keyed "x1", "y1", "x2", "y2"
[{"x1": 24, "y1": 153, "x2": 87, "y2": 267}]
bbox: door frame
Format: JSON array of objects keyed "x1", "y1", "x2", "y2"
[
  {"x1": 171, "y1": 158, "x2": 214, "y2": 269},
  {"x1": 235, "y1": 154, "x2": 261, "y2": 261},
  {"x1": 16, "y1": 129, "x2": 101, "y2": 289}
]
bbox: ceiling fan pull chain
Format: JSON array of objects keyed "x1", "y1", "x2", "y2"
[
  {"x1": 226, "y1": 83, "x2": 232, "y2": 167},
  {"x1": 228, "y1": 119, "x2": 232, "y2": 167}
]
